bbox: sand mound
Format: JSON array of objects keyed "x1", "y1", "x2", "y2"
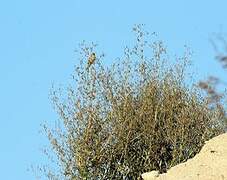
[{"x1": 142, "y1": 133, "x2": 227, "y2": 180}]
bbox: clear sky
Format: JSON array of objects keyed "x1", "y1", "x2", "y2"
[{"x1": 0, "y1": 0, "x2": 227, "y2": 179}]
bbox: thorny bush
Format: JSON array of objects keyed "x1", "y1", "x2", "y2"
[{"x1": 40, "y1": 25, "x2": 226, "y2": 179}]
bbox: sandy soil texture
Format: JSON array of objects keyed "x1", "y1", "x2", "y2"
[{"x1": 142, "y1": 133, "x2": 227, "y2": 180}]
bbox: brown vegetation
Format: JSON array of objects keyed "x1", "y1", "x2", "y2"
[{"x1": 40, "y1": 25, "x2": 226, "y2": 179}]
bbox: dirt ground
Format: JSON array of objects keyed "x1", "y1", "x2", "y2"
[{"x1": 142, "y1": 133, "x2": 227, "y2": 180}]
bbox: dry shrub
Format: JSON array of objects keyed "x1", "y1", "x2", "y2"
[{"x1": 41, "y1": 25, "x2": 226, "y2": 179}]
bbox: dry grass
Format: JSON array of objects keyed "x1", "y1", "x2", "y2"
[{"x1": 40, "y1": 25, "x2": 226, "y2": 179}]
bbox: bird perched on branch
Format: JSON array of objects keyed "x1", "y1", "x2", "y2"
[{"x1": 86, "y1": 52, "x2": 96, "y2": 71}]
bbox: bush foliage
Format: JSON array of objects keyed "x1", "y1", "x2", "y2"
[{"x1": 42, "y1": 25, "x2": 226, "y2": 179}]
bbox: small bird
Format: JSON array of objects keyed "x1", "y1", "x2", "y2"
[{"x1": 87, "y1": 52, "x2": 96, "y2": 70}]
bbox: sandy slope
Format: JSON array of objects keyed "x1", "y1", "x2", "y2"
[{"x1": 142, "y1": 133, "x2": 227, "y2": 180}]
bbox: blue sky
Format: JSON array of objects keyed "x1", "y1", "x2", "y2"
[{"x1": 0, "y1": 0, "x2": 227, "y2": 179}]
